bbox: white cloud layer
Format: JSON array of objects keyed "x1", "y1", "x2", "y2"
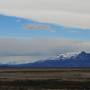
[{"x1": 0, "y1": 0, "x2": 90, "y2": 28}]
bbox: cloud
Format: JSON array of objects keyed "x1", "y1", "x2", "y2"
[
  {"x1": 24, "y1": 24, "x2": 56, "y2": 32},
  {"x1": 0, "y1": 37, "x2": 90, "y2": 54},
  {"x1": 24, "y1": 24, "x2": 49, "y2": 30},
  {"x1": 0, "y1": 0, "x2": 90, "y2": 28},
  {"x1": 0, "y1": 56, "x2": 47, "y2": 64}
]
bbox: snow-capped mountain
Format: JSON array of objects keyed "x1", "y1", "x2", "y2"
[
  {"x1": 54, "y1": 52, "x2": 78, "y2": 60},
  {"x1": 0, "y1": 51, "x2": 90, "y2": 68}
]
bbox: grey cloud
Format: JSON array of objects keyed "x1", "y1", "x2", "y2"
[
  {"x1": 1, "y1": 0, "x2": 90, "y2": 13},
  {"x1": 0, "y1": 37, "x2": 90, "y2": 55}
]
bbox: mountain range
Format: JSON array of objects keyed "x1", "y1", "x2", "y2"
[{"x1": 0, "y1": 51, "x2": 90, "y2": 68}]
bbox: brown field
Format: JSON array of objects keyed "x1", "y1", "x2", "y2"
[
  {"x1": 0, "y1": 68, "x2": 90, "y2": 80},
  {"x1": 0, "y1": 68, "x2": 90, "y2": 90}
]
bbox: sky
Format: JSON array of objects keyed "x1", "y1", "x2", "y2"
[{"x1": 0, "y1": 0, "x2": 90, "y2": 64}]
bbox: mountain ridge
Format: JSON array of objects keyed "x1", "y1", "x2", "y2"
[{"x1": 0, "y1": 51, "x2": 90, "y2": 68}]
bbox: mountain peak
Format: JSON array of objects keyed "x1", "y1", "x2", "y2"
[
  {"x1": 77, "y1": 51, "x2": 89, "y2": 57},
  {"x1": 80, "y1": 51, "x2": 87, "y2": 55}
]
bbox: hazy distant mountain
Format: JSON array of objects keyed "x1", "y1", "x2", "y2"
[{"x1": 0, "y1": 51, "x2": 90, "y2": 68}]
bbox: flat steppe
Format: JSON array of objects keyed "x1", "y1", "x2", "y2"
[
  {"x1": 0, "y1": 68, "x2": 90, "y2": 81},
  {"x1": 0, "y1": 68, "x2": 90, "y2": 89}
]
